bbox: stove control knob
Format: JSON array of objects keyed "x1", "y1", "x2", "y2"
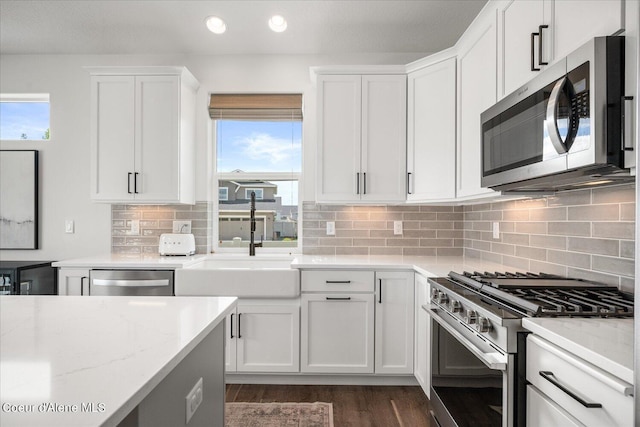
[
  {"x1": 464, "y1": 310, "x2": 477, "y2": 324},
  {"x1": 431, "y1": 288, "x2": 440, "y2": 301},
  {"x1": 437, "y1": 292, "x2": 449, "y2": 305},
  {"x1": 476, "y1": 317, "x2": 492, "y2": 333},
  {"x1": 449, "y1": 300, "x2": 463, "y2": 313}
]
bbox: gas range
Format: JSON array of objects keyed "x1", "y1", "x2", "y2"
[{"x1": 428, "y1": 270, "x2": 634, "y2": 354}]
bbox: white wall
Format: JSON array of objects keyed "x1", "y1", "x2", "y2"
[{"x1": 0, "y1": 52, "x2": 422, "y2": 261}]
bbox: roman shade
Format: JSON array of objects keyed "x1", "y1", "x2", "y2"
[{"x1": 209, "y1": 94, "x2": 303, "y2": 120}]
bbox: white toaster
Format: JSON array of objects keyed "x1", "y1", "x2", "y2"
[{"x1": 158, "y1": 233, "x2": 196, "y2": 256}]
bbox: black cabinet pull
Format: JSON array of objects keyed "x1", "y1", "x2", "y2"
[
  {"x1": 356, "y1": 173, "x2": 360, "y2": 194},
  {"x1": 407, "y1": 172, "x2": 412, "y2": 195},
  {"x1": 238, "y1": 313, "x2": 242, "y2": 338},
  {"x1": 538, "y1": 25, "x2": 549, "y2": 66},
  {"x1": 134, "y1": 172, "x2": 139, "y2": 194},
  {"x1": 80, "y1": 276, "x2": 88, "y2": 296},
  {"x1": 363, "y1": 172, "x2": 367, "y2": 194},
  {"x1": 539, "y1": 371, "x2": 602, "y2": 408},
  {"x1": 230, "y1": 313, "x2": 235, "y2": 339},
  {"x1": 378, "y1": 278, "x2": 383, "y2": 304},
  {"x1": 326, "y1": 297, "x2": 351, "y2": 301},
  {"x1": 127, "y1": 173, "x2": 133, "y2": 194},
  {"x1": 326, "y1": 280, "x2": 351, "y2": 284},
  {"x1": 531, "y1": 32, "x2": 541, "y2": 71}
]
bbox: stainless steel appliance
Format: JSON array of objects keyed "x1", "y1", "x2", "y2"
[
  {"x1": 0, "y1": 261, "x2": 57, "y2": 295},
  {"x1": 481, "y1": 36, "x2": 634, "y2": 193},
  {"x1": 427, "y1": 271, "x2": 633, "y2": 427},
  {"x1": 89, "y1": 270, "x2": 174, "y2": 296}
]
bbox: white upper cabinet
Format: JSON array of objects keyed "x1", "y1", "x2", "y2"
[
  {"x1": 456, "y1": 9, "x2": 498, "y2": 200},
  {"x1": 498, "y1": 0, "x2": 549, "y2": 98},
  {"x1": 498, "y1": 0, "x2": 624, "y2": 99},
  {"x1": 406, "y1": 55, "x2": 457, "y2": 202},
  {"x1": 89, "y1": 66, "x2": 198, "y2": 204},
  {"x1": 316, "y1": 72, "x2": 407, "y2": 203}
]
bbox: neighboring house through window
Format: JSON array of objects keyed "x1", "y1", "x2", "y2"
[{"x1": 210, "y1": 93, "x2": 302, "y2": 251}]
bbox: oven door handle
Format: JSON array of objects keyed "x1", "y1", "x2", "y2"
[{"x1": 430, "y1": 308, "x2": 507, "y2": 371}]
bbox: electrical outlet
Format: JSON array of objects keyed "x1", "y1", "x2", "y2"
[
  {"x1": 185, "y1": 377, "x2": 203, "y2": 424},
  {"x1": 326, "y1": 221, "x2": 336, "y2": 236},
  {"x1": 130, "y1": 219, "x2": 140, "y2": 235},
  {"x1": 64, "y1": 220, "x2": 74, "y2": 234},
  {"x1": 492, "y1": 222, "x2": 500, "y2": 239},
  {"x1": 393, "y1": 221, "x2": 403, "y2": 235},
  {"x1": 173, "y1": 220, "x2": 192, "y2": 234}
]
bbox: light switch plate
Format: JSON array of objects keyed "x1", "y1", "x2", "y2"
[
  {"x1": 326, "y1": 221, "x2": 336, "y2": 236},
  {"x1": 185, "y1": 377, "x2": 203, "y2": 424},
  {"x1": 173, "y1": 220, "x2": 192, "y2": 234},
  {"x1": 65, "y1": 220, "x2": 74, "y2": 234},
  {"x1": 492, "y1": 222, "x2": 500, "y2": 239},
  {"x1": 393, "y1": 221, "x2": 403, "y2": 235},
  {"x1": 130, "y1": 219, "x2": 140, "y2": 235}
]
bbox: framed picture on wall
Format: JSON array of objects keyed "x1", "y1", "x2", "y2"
[{"x1": 0, "y1": 150, "x2": 38, "y2": 249}]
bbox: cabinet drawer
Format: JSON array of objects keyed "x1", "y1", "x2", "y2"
[
  {"x1": 527, "y1": 385, "x2": 583, "y2": 427},
  {"x1": 301, "y1": 270, "x2": 374, "y2": 292},
  {"x1": 526, "y1": 335, "x2": 633, "y2": 427}
]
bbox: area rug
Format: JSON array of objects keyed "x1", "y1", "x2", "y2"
[{"x1": 225, "y1": 402, "x2": 334, "y2": 427}]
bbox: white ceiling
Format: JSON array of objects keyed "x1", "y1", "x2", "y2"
[{"x1": 0, "y1": 0, "x2": 487, "y2": 56}]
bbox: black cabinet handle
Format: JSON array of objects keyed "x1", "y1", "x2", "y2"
[
  {"x1": 326, "y1": 297, "x2": 351, "y2": 301},
  {"x1": 378, "y1": 279, "x2": 383, "y2": 304},
  {"x1": 356, "y1": 173, "x2": 360, "y2": 194},
  {"x1": 127, "y1": 173, "x2": 133, "y2": 194},
  {"x1": 538, "y1": 25, "x2": 549, "y2": 66},
  {"x1": 539, "y1": 371, "x2": 602, "y2": 408},
  {"x1": 363, "y1": 172, "x2": 367, "y2": 194},
  {"x1": 326, "y1": 280, "x2": 351, "y2": 284},
  {"x1": 238, "y1": 313, "x2": 242, "y2": 338},
  {"x1": 230, "y1": 313, "x2": 235, "y2": 339},
  {"x1": 531, "y1": 32, "x2": 541, "y2": 71},
  {"x1": 80, "y1": 276, "x2": 88, "y2": 296},
  {"x1": 134, "y1": 172, "x2": 139, "y2": 194},
  {"x1": 407, "y1": 172, "x2": 412, "y2": 195}
]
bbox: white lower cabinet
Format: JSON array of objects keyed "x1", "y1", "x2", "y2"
[
  {"x1": 300, "y1": 269, "x2": 415, "y2": 376},
  {"x1": 375, "y1": 271, "x2": 414, "y2": 374},
  {"x1": 57, "y1": 268, "x2": 90, "y2": 296},
  {"x1": 526, "y1": 334, "x2": 633, "y2": 427},
  {"x1": 301, "y1": 293, "x2": 375, "y2": 374},
  {"x1": 226, "y1": 300, "x2": 300, "y2": 373},
  {"x1": 527, "y1": 385, "x2": 584, "y2": 427},
  {"x1": 414, "y1": 274, "x2": 430, "y2": 396}
]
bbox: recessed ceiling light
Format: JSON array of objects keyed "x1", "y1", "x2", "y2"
[
  {"x1": 205, "y1": 16, "x2": 226, "y2": 34},
  {"x1": 268, "y1": 15, "x2": 287, "y2": 33}
]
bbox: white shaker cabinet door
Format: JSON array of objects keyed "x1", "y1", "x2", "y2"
[
  {"x1": 90, "y1": 76, "x2": 135, "y2": 201},
  {"x1": 235, "y1": 303, "x2": 300, "y2": 373},
  {"x1": 301, "y1": 293, "x2": 375, "y2": 374},
  {"x1": 498, "y1": 0, "x2": 547, "y2": 98},
  {"x1": 407, "y1": 57, "x2": 456, "y2": 201},
  {"x1": 57, "y1": 268, "x2": 90, "y2": 296},
  {"x1": 134, "y1": 75, "x2": 181, "y2": 203},
  {"x1": 456, "y1": 15, "x2": 498, "y2": 200},
  {"x1": 316, "y1": 74, "x2": 362, "y2": 202},
  {"x1": 374, "y1": 271, "x2": 414, "y2": 374},
  {"x1": 360, "y1": 75, "x2": 407, "y2": 203}
]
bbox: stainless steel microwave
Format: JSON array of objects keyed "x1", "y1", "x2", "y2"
[{"x1": 481, "y1": 36, "x2": 634, "y2": 193}]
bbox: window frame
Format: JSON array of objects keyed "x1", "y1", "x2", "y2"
[
  {"x1": 245, "y1": 188, "x2": 264, "y2": 200},
  {"x1": 218, "y1": 186, "x2": 229, "y2": 201},
  {"x1": 212, "y1": 121, "x2": 302, "y2": 254},
  {"x1": 0, "y1": 93, "x2": 51, "y2": 141}
]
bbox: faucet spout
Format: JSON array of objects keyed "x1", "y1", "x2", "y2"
[{"x1": 249, "y1": 191, "x2": 262, "y2": 256}]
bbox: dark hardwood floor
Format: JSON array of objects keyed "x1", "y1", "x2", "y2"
[{"x1": 225, "y1": 384, "x2": 432, "y2": 426}]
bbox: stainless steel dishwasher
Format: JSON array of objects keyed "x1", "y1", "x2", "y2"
[{"x1": 88, "y1": 270, "x2": 174, "y2": 296}]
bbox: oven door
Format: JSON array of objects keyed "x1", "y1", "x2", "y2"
[{"x1": 429, "y1": 307, "x2": 515, "y2": 427}]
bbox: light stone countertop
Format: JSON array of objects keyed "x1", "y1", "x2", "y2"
[
  {"x1": 522, "y1": 317, "x2": 634, "y2": 384},
  {"x1": 0, "y1": 295, "x2": 237, "y2": 427},
  {"x1": 52, "y1": 253, "x2": 207, "y2": 269}
]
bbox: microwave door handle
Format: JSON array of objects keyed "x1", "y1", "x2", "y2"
[{"x1": 546, "y1": 77, "x2": 571, "y2": 154}]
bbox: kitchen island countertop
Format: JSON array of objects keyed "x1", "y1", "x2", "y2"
[{"x1": 0, "y1": 295, "x2": 236, "y2": 426}]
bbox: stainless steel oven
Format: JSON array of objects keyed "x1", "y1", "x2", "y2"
[{"x1": 427, "y1": 271, "x2": 633, "y2": 427}]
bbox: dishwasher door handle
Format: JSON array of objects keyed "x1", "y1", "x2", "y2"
[{"x1": 92, "y1": 279, "x2": 170, "y2": 287}]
